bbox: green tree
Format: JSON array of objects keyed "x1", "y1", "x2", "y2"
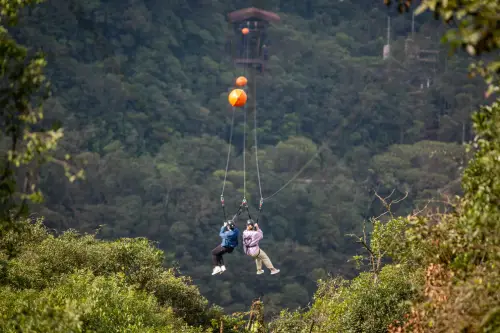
[
  {"x1": 6, "y1": 0, "x2": 485, "y2": 315},
  {"x1": 381, "y1": 0, "x2": 500, "y2": 331},
  {"x1": 268, "y1": 199, "x2": 421, "y2": 333},
  {"x1": 0, "y1": 0, "x2": 82, "y2": 226},
  {"x1": 387, "y1": 0, "x2": 500, "y2": 95},
  {"x1": 0, "y1": 218, "x2": 232, "y2": 332}
]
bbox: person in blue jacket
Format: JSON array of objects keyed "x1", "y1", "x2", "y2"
[{"x1": 211, "y1": 219, "x2": 239, "y2": 275}]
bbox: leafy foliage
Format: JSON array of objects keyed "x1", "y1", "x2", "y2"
[
  {"x1": 0, "y1": 219, "x2": 235, "y2": 332},
  {"x1": 269, "y1": 211, "x2": 422, "y2": 333},
  {"x1": 385, "y1": 98, "x2": 500, "y2": 333},
  {"x1": 0, "y1": 0, "x2": 83, "y2": 227},
  {"x1": 383, "y1": 1, "x2": 500, "y2": 332},
  {"x1": 311, "y1": 265, "x2": 418, "y2": 333},
  {"x1": 0, "y1": 0, "x2": 494, "y2": 325},
  {"x1": 387, "y1": 0, "x2": 500, "y2": 96},
  {"x1": 272, "y1": 1, "x2": 500, "y2": 331},
  {"x1": 461, "y1": 100, "x2": 500, "y2": 254},
  {"x1": 0, "y1": 272, "x2": 204, "y2": 333}
]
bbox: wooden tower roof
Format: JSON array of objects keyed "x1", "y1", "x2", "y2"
[{"x1": 227, "y1": 7, "x2": 280, "y2": 23}]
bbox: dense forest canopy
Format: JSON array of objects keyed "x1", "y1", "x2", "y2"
[
  {"x1": 1, "y1": 0, "x2": 499, "y2": 331},
  {"x1": 5, "y1": 0, "x2": 486, "y2": 313}
]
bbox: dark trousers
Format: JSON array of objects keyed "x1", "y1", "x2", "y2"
[{"x1": 212, "y1": 245, "x2": 234, "y2": 266}]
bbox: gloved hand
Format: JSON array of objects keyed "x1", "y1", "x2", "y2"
[{"x1": 224, "y1": 221, "x2": 228, "y2": 227}]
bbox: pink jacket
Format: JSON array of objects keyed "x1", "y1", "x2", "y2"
[{"x1": 242, "y1": 228, "x2": 263, "y2": 257}]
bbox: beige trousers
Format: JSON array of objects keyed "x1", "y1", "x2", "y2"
[{"x1": 253, "y1": 249, "x2": 274, "y2": 271}]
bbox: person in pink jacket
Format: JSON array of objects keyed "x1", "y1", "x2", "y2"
[{"x1": 242, "y1": 219, "x2": 280, "y2": 275}]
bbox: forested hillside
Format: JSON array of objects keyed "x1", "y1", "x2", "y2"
[
  {"x1": 0, "y1": 219, "x2": 228, "y2": 332},
  {"x1": 5, "y1": 0, "x2": 487, "y2": 316}
]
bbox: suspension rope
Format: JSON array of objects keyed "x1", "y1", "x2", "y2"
[
  {"x1": 253, "y1": 76, "x2": 263, "y2": 201},
  {"x1": 223, "y1": 23, "x2": 332, "y2": 223},
  {"x1": 243, "y1": 106, "x2": 247, "y2": 199},
  {"x1": 220, "y1": 107, "x2": 236, "y2": 220},
  {"x1": 252, "y1": 63, "x2": 264, "y2": 223},
  {"x1": 221, "y1": 108, "x2": 236, "y2": 196},
  {"x1": 242, "y1": 21, "x2": 251, "y2": 203},
  {"x1": 229, "y1": 22, "x2": 253, "y2": 221}
]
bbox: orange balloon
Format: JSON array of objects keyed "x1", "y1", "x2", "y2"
[
  {"x1": 235, "y1": 76, "x2": 248, "y2": 86},
  {"x1": 228, "y1": 89, "x2": 247, "y2": 107},
  {"x1": 242, "y1": 27, "x2": 249, "y2": 35}
]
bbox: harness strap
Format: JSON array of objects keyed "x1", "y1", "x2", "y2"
[
  {"x1": 251, "y1": 249, "x2": 261, "y2": 258},
  {"x1": 255, "y1": 198, "x2": 263, "y2": 223},
  {"x1": 220, "y1": 195, "x2": 227, "y2": 220},
  {"x1": 246, "y1": 206, "x2": 252, "y2": 219},
  {"x1": 234, "y1": 198, "x2": 252, "y2": 220},
  {"x1": 242, "y1": 198, "x2": 252, "y2": 219}
]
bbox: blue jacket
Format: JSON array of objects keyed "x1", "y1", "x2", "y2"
[{"x1": 220, "y1": 226, "x2": 239, "y2": 248}]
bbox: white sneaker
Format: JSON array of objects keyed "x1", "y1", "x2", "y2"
[
  {"x1": 219, "y1": 265, "x2": 226, "y2": 274},
  {"x1": 270, "y1": 268, "x2": 280, "y2": 275},
  {"x1": 212, "y1": 266, "x2": 221, "y2": 275},
  {"x1": 257, "y1": 270, "x2": 264, "y2": 275}
]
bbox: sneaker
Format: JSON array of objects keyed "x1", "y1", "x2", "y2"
[
  {"x1": 270, "y1": 268, "x2": 280, "y2": 275},
  {"x1": 219, "y1": 265, "x2": 226, "y2": 274},
  {"x1": 257, "y1": 270, "x2": 264, "y2": 275},
  {"x1": 212, "y1": 266, "x2": 221, "y2": 275}
]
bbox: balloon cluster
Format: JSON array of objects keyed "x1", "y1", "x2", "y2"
[
  {"x1": 228, "y1": 76, "x2": 247, "y2": 107},
  {"x1": 228, "y1": 27, "x2": 252, "y2": 108}
]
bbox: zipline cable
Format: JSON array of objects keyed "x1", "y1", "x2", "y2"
[{"x1": 262, "y1": 143, "x2": 327, "y2": 202}]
